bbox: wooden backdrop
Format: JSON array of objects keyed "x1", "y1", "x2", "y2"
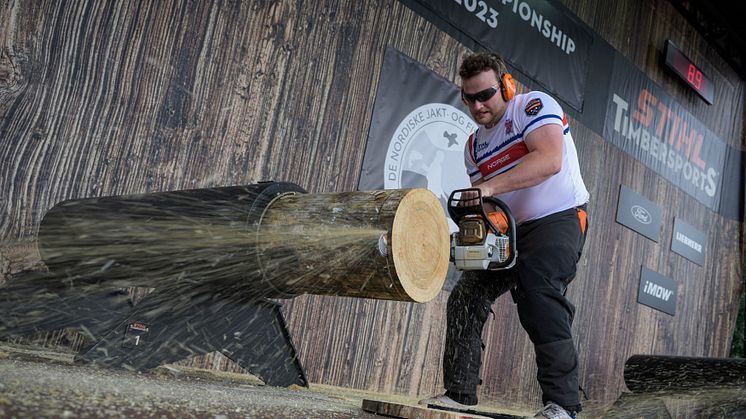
[{"x1": 0, "y1": 0, "x2": 743, "y2": 410}]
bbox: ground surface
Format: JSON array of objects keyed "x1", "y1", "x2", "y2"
[
  {"x1": 0, "y1": 344, "x2": 529, "y2": 418},
  {"x1": 0, "y1": 344, "x2": 379, "y2": 418},
  {"x1": 3, "y1": 343, "x2": 744, "y2": 418}
]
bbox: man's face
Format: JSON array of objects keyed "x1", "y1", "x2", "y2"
[{"x1": 461, "y1": 70, "x2": 506, "y2": 129}]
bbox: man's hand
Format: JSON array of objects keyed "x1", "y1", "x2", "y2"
[
  {"x1": 458, "y1": 188, "x2": 481, "y2": 207},
  {"x1": 457, "y1": 186, "x2": 497, "y2": 212}
]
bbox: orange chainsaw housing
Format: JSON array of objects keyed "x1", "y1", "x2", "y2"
[{"x1": 487, "y1": 211, "x2": 509, "y2": 234}]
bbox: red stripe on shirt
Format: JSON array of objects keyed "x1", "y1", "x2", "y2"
[
  {"x1": 478, "y1": 141, "x2": 529, "y2": 177},
  {"x1": 466, "y1": 134, "x2": 476, "y2": 165}
]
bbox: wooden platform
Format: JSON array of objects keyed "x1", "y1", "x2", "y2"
[{"x1": 361, "y1": 399, "x2": 523, "y2": 419}]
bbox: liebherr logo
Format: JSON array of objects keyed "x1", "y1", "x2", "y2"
[
  {"x1": 671, "y1": 218, "x2": 706, "y2": 266},
  {"x1": 675, "y1": 232, "x2": 702, "y2": 253},
  {"x1": 643, "y1": 280, "x2": 673, "y2": 302}
]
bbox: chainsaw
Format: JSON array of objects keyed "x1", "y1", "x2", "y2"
[{"x1": 447, "y1": 188, "x2": 517, "y2": 271}]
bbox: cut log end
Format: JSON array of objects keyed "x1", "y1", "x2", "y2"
[{"x1": 391, "y1": 189, "x2": 450, "y2": 303}]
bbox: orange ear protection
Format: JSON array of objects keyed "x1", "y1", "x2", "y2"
[
  {"x1": 460, "y1": 53, "x2": 516, "y2": 104},
  {"x1": 489, "y1": 53, "x2": 516, "y2": 101},
  {"x1": 499, "y1": 73, "x2": 516, "y2": 101}
]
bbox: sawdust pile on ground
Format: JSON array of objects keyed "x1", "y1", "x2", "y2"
[
  {"x1": 0, "y1": 349, "x2": 375, "y2": 419},
  {"x1": 3, "y1": 344, "x2": 745, "y2": 418}
]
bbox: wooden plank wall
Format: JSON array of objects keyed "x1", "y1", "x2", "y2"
[
  {"x1": 563, "y1": 0, "x2": 745, "y2": 405},
  {"x1": 0, "y1": 0, "x2": 743, "y2": 410}
]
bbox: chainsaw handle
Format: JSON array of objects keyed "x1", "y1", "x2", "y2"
[
  {"x1": 447, "y1": 188, "x2": 483, "y2": 221},
  {"x1": 482, "y1": 195, "x2": 517, "y2": 270},
  {"x1": 482, "y1": 196, "x2": 516, "y2": 233}
]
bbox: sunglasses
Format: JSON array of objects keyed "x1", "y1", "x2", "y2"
[{"x1": 461, "y1": 85, "x2": 499, "y2": 104}]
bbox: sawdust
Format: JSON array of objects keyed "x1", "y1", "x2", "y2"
[
  {"x1": 0, "y1": 343, "x2": 537, "y2": 418},
  {"x1": 151, "y1": 364, "x2": 265, "y2": 387},
  {"x1": 3, "y1": 343, "x2": 745, "y2": 418},
  {"x1": 0, "y1": 347, "x2": 376, "y2": 419}
]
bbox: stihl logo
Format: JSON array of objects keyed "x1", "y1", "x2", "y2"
[
  {"x1": 129, "y1": 322, "x2": 149, "y2": 332},
  {"x1": 643, "y1": 281, "x2": 673, "y2": 301},
  {"x1": 610, "y1": 90, "x2": 720, "y2": 199}
]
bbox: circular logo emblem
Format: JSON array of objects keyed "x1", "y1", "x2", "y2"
[
  {"x1": 384, "y1": 103, "x2": 475, "y2": 231},
  {"x1": 630, "y1": 205, "x2": 652, "y2": 225}
]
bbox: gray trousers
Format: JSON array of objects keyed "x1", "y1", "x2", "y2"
[{"x1": 443, "y1": 206, "x2": 587, "y2": 412}]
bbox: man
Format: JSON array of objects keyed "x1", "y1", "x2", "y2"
[{"x1": 420, "y1": 53, "x2": 589, "y2": 419}]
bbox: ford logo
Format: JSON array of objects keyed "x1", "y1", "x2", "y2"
[{"x1": 631, "y1": 205, "x2": 652, "y2": 225}]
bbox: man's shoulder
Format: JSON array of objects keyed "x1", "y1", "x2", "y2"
[
  {"x1": 512, "y1": 91, "x2": 562, "y2": 117},
  {"x1": 513, "y1": 91, "x2": 557, "y2": 105}
]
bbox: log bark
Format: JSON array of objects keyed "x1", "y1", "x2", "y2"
[{"x1": 624, "y1": 354, "x2": 746, "y2": 393}]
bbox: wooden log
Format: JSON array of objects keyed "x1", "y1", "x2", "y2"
[
  {"x1": 34, "y1": 182, "x2": 449, "y2": 302},
  {"x1": 361, "y1": 399, "x2": 495, "y2": 419},
  {"x1": 603, "y1": 387, "x2": 746, "y2": 418},
  {"x1": 624, "y1": 354, "x2": 746, "y2": 393},
  {"x1": 258, "y1": 187, "x2": 450, "y2": 302}
]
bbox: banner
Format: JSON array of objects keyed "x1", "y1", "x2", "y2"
[
  {"x1": 359, "y1": 47, "x2": 477, "y2": 289},
  {"x1": 399, "y1": 0, "x2": 593, "y2": 111},
  {"x1": 359, "y1": 47, "x2": 474, "y2": 230},
  {"x1": 603, "y1": 53, "x2": 728, "y2": 210}
]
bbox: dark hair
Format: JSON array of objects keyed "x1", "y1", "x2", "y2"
[{"x1": 459, "y1": 53, "x2": 507, "y2": 80}]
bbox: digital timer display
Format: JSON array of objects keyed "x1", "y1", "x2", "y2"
[{"x1": 664, "y1": 40, "x2": 714, "y2": 105}]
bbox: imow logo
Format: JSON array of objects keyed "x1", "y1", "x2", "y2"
[
  {"x1": 643, "y1": 281, "x2": 673, "y2": 301},
  {"x1": 630, "y1": 205, "x2": 652, "y2": 224}
]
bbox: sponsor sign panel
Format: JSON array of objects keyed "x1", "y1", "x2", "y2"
[
  {"x1": 671, "y1": 217, "x2": 707, "y2": 266},
  {"x1": 604, "y1": 53, "x2": 727, "y2": 210},
  {"x1": 399, "y1": 0, "x2": 593, "y2": 111},
  {"x1": 616, "y1": 185, "x2": 661, "y2": 242},
  {"x1": 638, "y1": 266, "x2": 678, "y2": 316},
  {"x1": 122, "y1": 321, "x2": 150, "y2": 349}
]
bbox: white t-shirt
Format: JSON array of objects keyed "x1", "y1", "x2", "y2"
[{"x1": 464, "y1": 91, "x2": 589, "y2": 223}]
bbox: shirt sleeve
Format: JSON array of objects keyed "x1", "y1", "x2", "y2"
[
  {"x1": 517, "y1": 91, "x2": 565, "y2": 138},
  {"x1": 463, "y1": 133, "x2": 481, "y2": 182}
]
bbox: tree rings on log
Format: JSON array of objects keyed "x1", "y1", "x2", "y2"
[{"x1": 390, "y1": 188, "x2": 451, "y2": 302}]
